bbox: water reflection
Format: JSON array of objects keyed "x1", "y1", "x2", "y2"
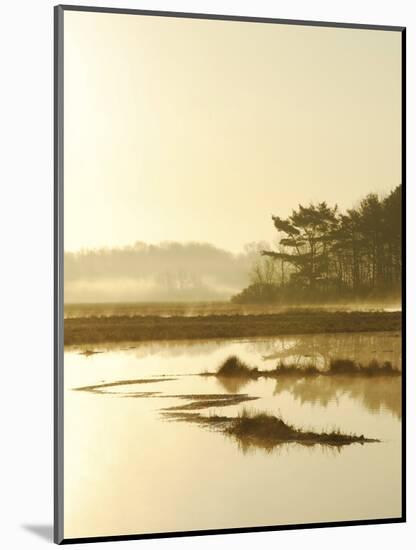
[
  {"x1": 64, "y1": 330, "x2": 402, "y2": 537},
  {"x1": 248, "y1": 332, "x2": 401, "y2": 371},
  {"x1": 67, "y1": 331, "x2": 402, "y2": 374},
  {"x1": 216, "y1": 376, "x2": 252, "y2": 393},
  {"x1": 273, "y1": 375, "x2": 401, "y2": 419},
  {"x1": 162, "y1": 407, "x2": 380, "y2": 454}
]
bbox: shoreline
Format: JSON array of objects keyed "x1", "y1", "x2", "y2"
[{"x1": 64, "y1": 310, "x2": 401, "y2": 346}]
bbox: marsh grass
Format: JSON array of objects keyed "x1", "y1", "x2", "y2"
[
  {"x1": 227, "y1": 409, "x2": 377, "y2": 446},
  {"x1": 204, "y1": 355, "x2": 401, "y2": 380},
  {"x1": 216, "y1": 356, "x2": 259, "y2": 378},
  {"x1": 328, "y1": 358, "x2": 399, "y2": 376},
  {"x1": 163, "y1": 408, "x2": 379, "y2": 449},
  {"x1": 64, "y1": 310, "x2": 401, "y2": 345}
]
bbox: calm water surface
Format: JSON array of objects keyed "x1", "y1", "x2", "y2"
[{"x1": 64, "y1": 331, "x2": 402, "y2": 538}]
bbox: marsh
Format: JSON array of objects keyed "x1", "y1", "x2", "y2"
[{"x1": 64, "y1": 330, "x2": 401, "y2": 538}]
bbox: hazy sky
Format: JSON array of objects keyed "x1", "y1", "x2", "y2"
[{"x1": 64, "y1": 11, "x2": 401, "y2": 254}]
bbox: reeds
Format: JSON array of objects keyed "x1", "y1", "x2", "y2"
[
  {"x1": 165, "y1": 408, "x2": 379, "y2": 449},
  {"x1": 210, "y1": 355, "x2": 401, "y2": 380}
]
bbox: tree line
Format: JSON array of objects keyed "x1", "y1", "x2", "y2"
[{"x1": 232, "y1": 185, "x2": 402, "y2": 304}]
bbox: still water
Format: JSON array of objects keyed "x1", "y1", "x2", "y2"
[{"x1": 64, "y1": 331, "x2": 402, "y2": 538}]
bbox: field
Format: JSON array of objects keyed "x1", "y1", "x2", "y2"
[{"x1": 64, "y1": 310, "x2": 401, "y2": 345}]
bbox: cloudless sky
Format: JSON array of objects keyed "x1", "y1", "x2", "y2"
[{"x1": 64, "y1": 11, "x2": 401, "y2": 253}]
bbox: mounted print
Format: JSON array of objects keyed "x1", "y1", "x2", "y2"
[{"x1": 54, "y1": 5, "x2": 406, "y2": 544}]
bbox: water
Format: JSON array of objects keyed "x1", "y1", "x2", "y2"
[{"x1": 63, "y1": 331, "x2": 402, "y2": 538}]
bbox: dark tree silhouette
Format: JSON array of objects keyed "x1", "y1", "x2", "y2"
[
  {"x1": 262, "y1": 202, "x2": 338, "y2": 289},
  {"x1": 232, "y1": 185, "x2": 402, "y2": 304}
]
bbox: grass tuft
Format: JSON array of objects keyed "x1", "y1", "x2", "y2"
[
  {"x1": 328, "y1": 358, "x2": 399, "y2": 376},
  {"x1": 217, "y1": 356, "x2": 259, "y2": 378},
  {"x1": 164, "y1": 408, "x2": 379, "y2": 450},
  {"x1": 208, "y1": 355, "x2": 401, "y2": 380}
]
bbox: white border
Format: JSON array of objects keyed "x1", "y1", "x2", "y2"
[{"x1": 0, "y1": 1, "x2": 413, "y2": 549}]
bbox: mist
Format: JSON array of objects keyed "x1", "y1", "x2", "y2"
[{"x1": 64, "y1": 241, "x2": 266, "y2": 303}]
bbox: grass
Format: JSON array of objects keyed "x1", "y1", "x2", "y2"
[
  {"x1": 227, "y1": 409, "x2": 377, "y2": 447},
  {"x1": 270, "y1": 359, "x2": 400, "y2": 377},
  {"x1": 164, "y1": 408, "x2": 379, "y2": 450},
  {"x1": 203, "y1": 355, "x2": 401, "y2": 380},
  {"x1": 328, "y1": 358, "x2": 399, "y2": 376},
  {"x1": 268, "y1": 363, "x2": 320, "y2": 377},
  {"x1": 64, "y1": 310, "x2": 401, "y2": 345},
  {"x1": 216, "y1": 356, "x2": 259, "y2": 378},
  {"x1": 212, "y1": 355, "x2": 316, "y2": 379}
]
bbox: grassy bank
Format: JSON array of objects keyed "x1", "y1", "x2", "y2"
[
  {"x1": 64, "y1": 310, "x2": 401, "y2": 345},
  {"x1": 203, "y1": 355, "x2": 401, "y2": 380},
  {"x1": 165, "y1": 409, "x2": 379, "y2": 450}
]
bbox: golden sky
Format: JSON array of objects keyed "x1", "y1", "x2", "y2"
[{"x1": 64, "y1": 11, "x2": 401, "y2": 253}]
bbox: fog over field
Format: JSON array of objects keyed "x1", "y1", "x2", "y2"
[{"x1": 64, "y1": 241, "x2": 268, "y2": 303}]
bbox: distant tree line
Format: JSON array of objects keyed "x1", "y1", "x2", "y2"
[{"x1": 232, "y1": 185, "x2": 402, "y2": 305}]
